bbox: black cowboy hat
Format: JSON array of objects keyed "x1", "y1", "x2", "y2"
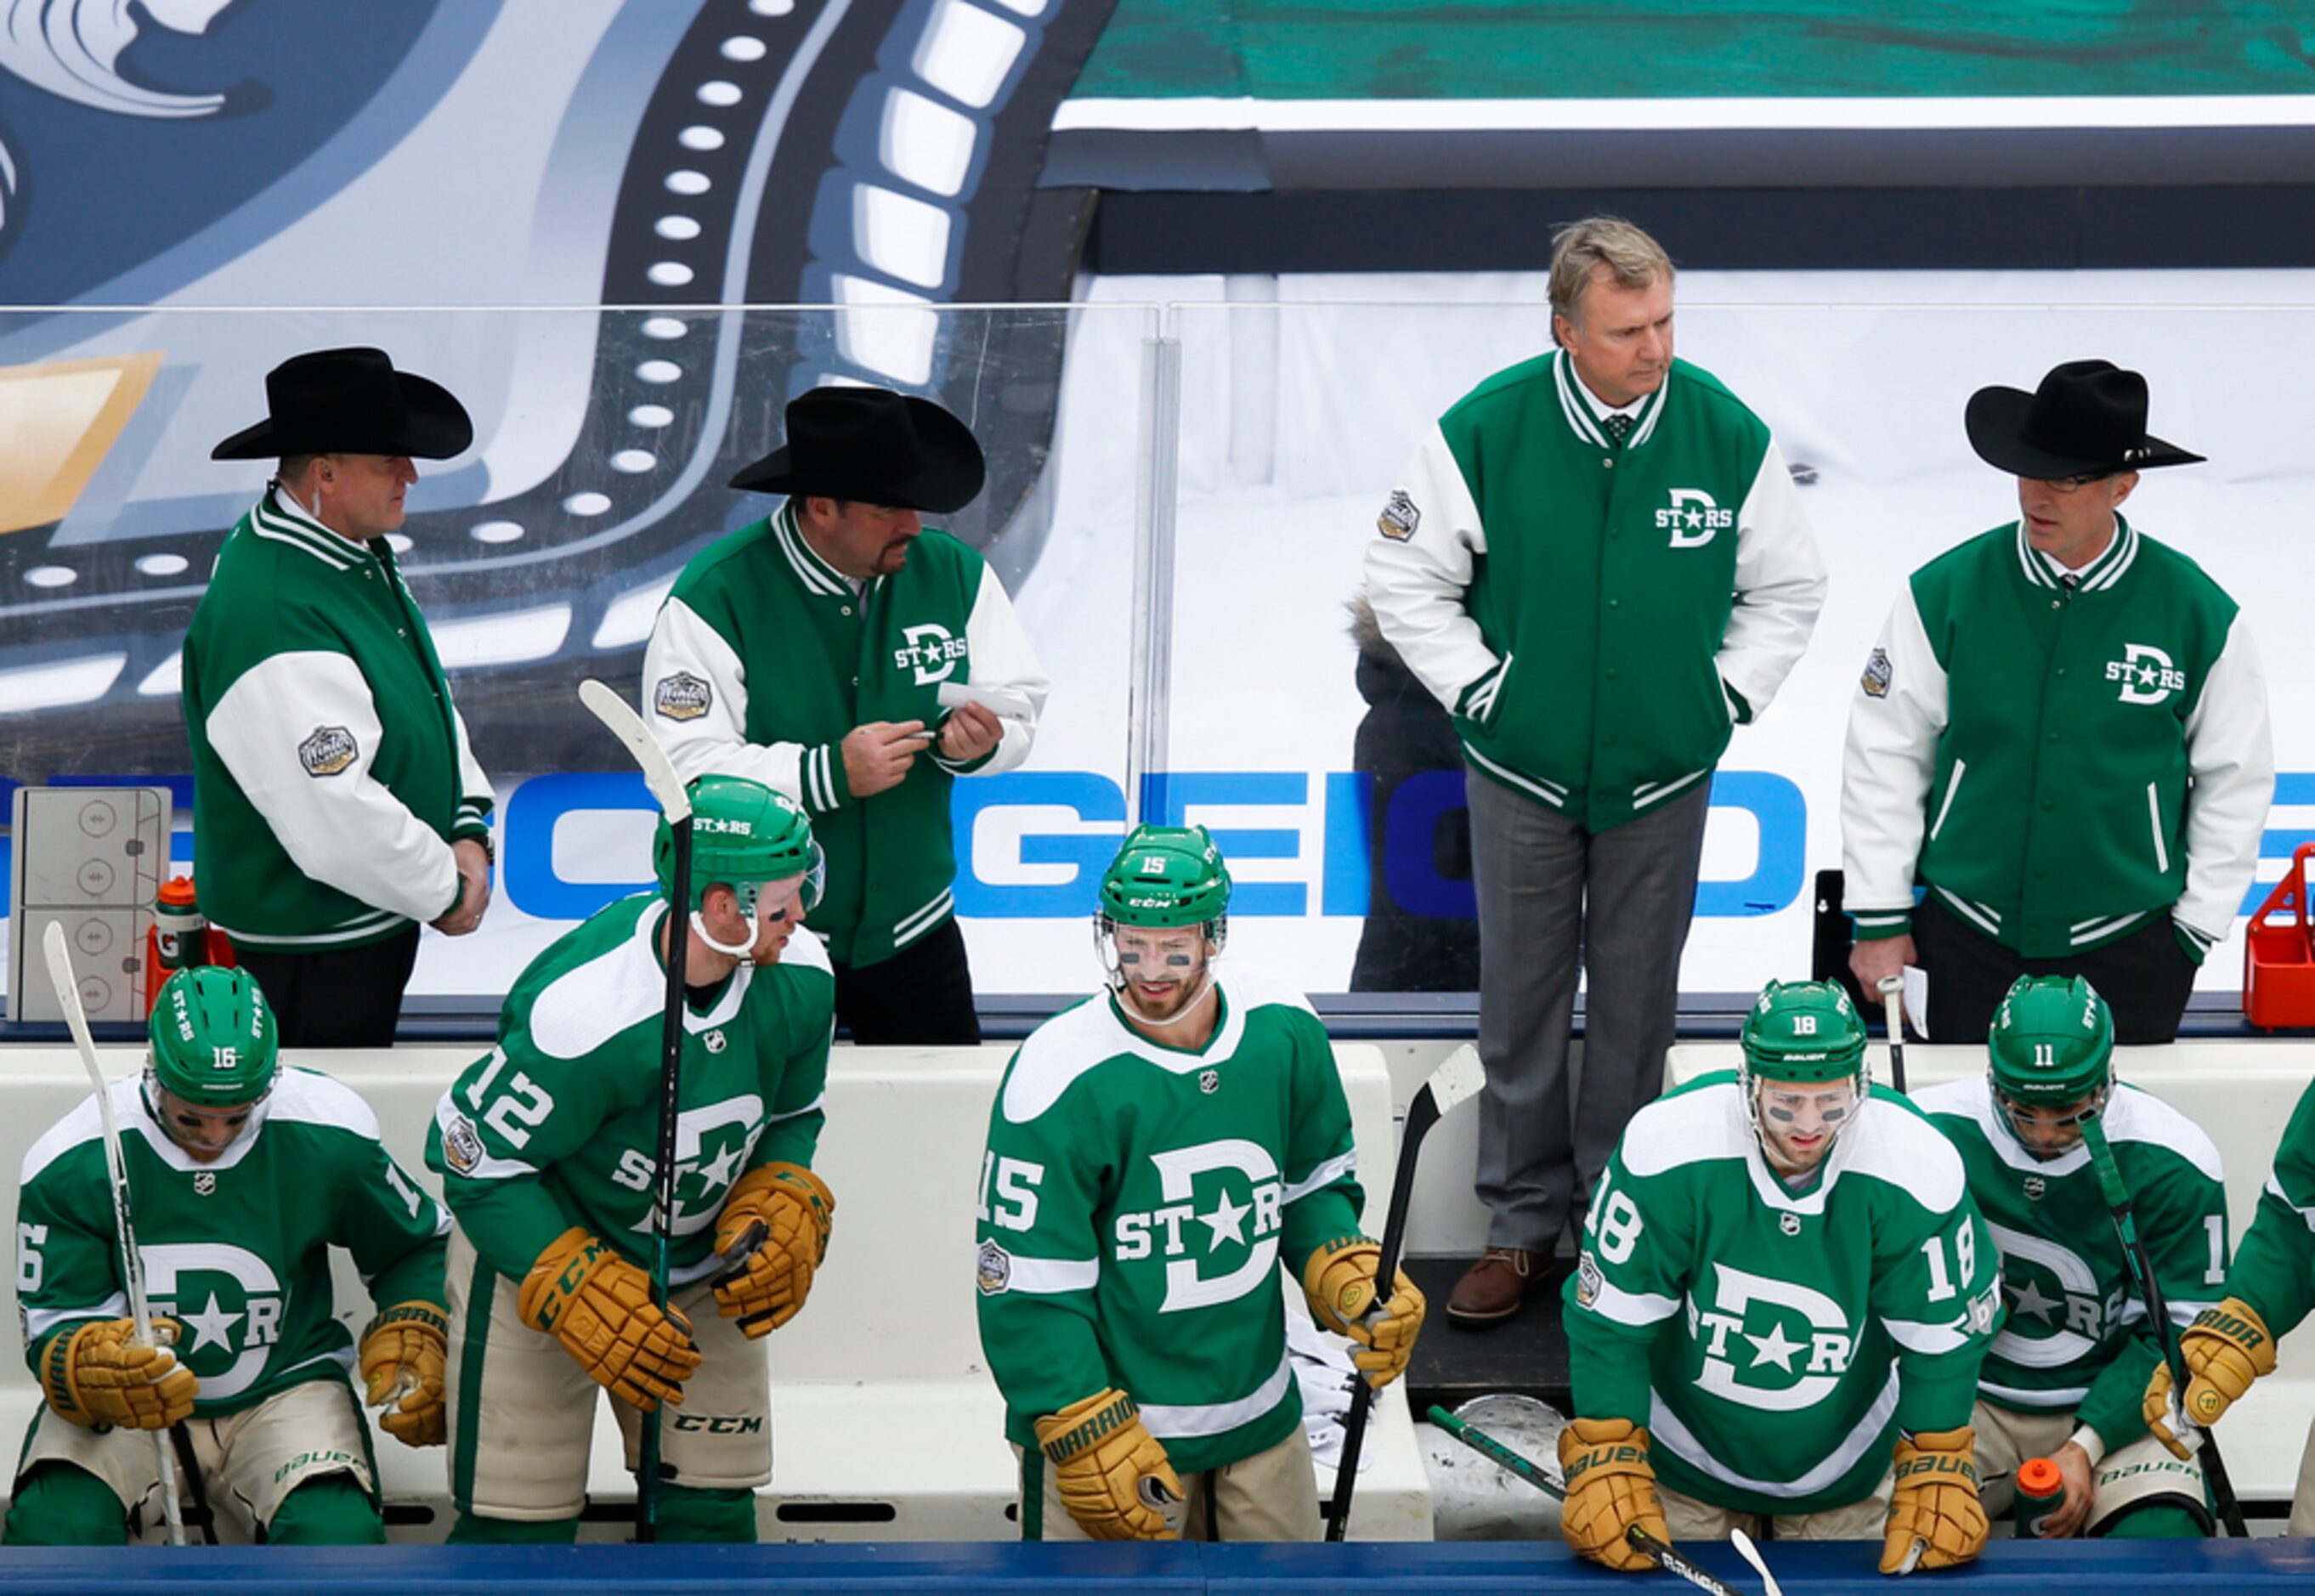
[
  {"x1": 211, "y1": 346, "x2": 473, "y2": 461},
  {"x1": 1964, "y1": 359, "x2": 2204, "y2": 479},
  {"x1": 729, "y1": 385, "x2": 984, "y2": 513}
]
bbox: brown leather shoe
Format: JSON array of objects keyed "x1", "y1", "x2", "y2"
[{"x1": 1446, "y1": 1247, "x2": 1544, "y2": 1327}]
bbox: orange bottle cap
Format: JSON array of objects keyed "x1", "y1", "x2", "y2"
[
  {"x1": 2018, "y1": 1457, "x2": 2064, "y2": 1496},
  {"x1": 157, "y1": 876, "x2": 198, "y2": 908}
]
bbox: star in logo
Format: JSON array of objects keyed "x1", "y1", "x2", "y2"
[
  {"x1": 693, "y1": 1142, "x2": 744, "y2": 1195},
  {"x1": 2137, "y1": 663, "x2": 2159, "y2": 687},
  {"x1": 1685, "y1": 507, "x2": 1705, "y2": 528},
  {"x1": 2007, "y1": 1276, "x2": 2063, "y2": 1323},
  {"x1": 180, "y1": 1291, "x2": 243, "y2": 1355},
  {"x1": 1744, "y1": 1320, "x2": 1804, "y2": 1373},
  {"x1": 1197, "y1": 1190, "x2": 1251, "y2": 1252}
]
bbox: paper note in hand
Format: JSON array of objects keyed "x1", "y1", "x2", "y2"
[{"x1": 937, "y1": 682, "x2": 1033, "y2": 722}]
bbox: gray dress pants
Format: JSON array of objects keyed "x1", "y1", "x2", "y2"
[{"x1": 1466, "y1": 766, "x2": 1712, "y2": 1252}]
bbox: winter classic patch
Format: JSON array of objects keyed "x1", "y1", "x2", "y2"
[
  {"x1": 1574, "y1": 1250, "x2": 1603, "y2": 1310},
  {"x1": 298, "y1": 725, "x2": 358, "y2": 777},
  {"x1": 1860, "y1": 648, "x2": 1893, "y2": 699},
  {"x1": 976, "y1": 1239, "x2": 1012, "y2": 1296},
  {"x1": 1377, "y1": 489, "x2": 1420, "y2": 541},
  {"x1": 654, "y1": 671, "x2": 713, "y2": 722},
  {"x1": 441, "y1": 1113, "x2": 485, "y2": 1175}
]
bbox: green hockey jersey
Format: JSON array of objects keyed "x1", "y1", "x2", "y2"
[
  {"x1": 427, "y1": 893, "x2": 834, "y2": 1286},
  {"x1": 1564, "y1": 1073, "x2": 1998, "y2": 1515},
  {"x1": 15, "y1": 1069, "x2": 449, "y2": 1418},
  {"x1": 1916, "y1": 1078, "x2": 2227, "y2": 1450},
  {"x1": 974, "y1": 968, "x2": 1365, "y2": 1475},
  {"x1": 2214, "y1": 1074, "x2": 2315, "y2": 1341}
]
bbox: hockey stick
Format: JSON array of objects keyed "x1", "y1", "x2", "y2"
[
  {"x1": 2080, "y1": 1112, "x2": 2248, "y2": 1537},
  {"x1": 1876, "y1": 975, "x2": 1908, "y2": 1094},
  {"x1": 1729, "y1": 1526, "x2": 1785, "y2": 1596},
  {"x1": 41, "y1": 922, "x2": 198, "y2": 1547},
  {"x1": 579, "y1": 680, "x2": 693, "y2": 1543},
  {"x1": 1427, "y1": 1406, "x2": 1740, "y2": 1596},
  {"x1": 1323, "y1": 1044, "x2": 1486, "y2": 1542}
]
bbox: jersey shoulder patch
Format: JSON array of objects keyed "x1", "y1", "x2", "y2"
[
  {"x1": 1837, "y1": 1090, "x2": 1968, "y2": 1214},
  {"x1": 526, "y1": 903, "x2": 671, "y2": 1061},
  {"x1": 1000, "y1": 997, "x2": 1128, "y2": 1126},
  {"x1": 2104, "y1": 1084, "x2": 2224, "y2": 1184},
  {"x1": 1621, "y1": 1079, "x2": 1749, "y2": 1180},
  {"x1": 267, "y1": 1067, "x2": 385, "y2": 1140}
]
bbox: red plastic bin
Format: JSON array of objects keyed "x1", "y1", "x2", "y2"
[{"x1": 2245, "y1": 842, "x2": 2315, "y2": 1030}]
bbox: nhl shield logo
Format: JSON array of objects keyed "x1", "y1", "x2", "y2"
[
  {"x1": 976, "y1": 1239, "x2": 1012, "y2": 1296},
  {"x1": 193, "y1": 1172, "x2": 217, "y2": 1197},
  {"x1": 297, "y1": 725, "x2": 357, "y2": 777},
  {"x1": 2024, "y1": 1174, "x2": 2046, "y2": 1202},
  {"x1": 1780, "y1": 1212, "x2": 1802, "y2": 1237},
  {"x1": 703, "y1": 1030, "x2": 727, "y2": 1054},
  {"x1": 654, "y1": 671, "x2": 713, "y2": 722},
  {"x1": 1198, "y1": 1069, "x2": 1220, "y2": 1095},
  {"x1": 1377, "y1": 489, "x2": 1420, "y2": 541}
]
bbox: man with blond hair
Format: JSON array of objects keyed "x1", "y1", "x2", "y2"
[{"x1": 1366, "y1": 217, "x2": 1825, "y2": 1326}]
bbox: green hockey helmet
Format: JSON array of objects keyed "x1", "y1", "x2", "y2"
[
  {"x1": 147, "y1": 966, "x2": 280, "y2": 1109},
  {"x1": 654, "y1": 774, "x2": 824, "y2": 919},
  {"x1": 1740, "y1": 980, "x2": 1869, "y2": 1086},
  {"x1": 1096, "y1": 824, "x2": 1231, "y2": 935},
  {"x1": 1988, "y1": 974, "x2": 2114, "y2": 1118}
]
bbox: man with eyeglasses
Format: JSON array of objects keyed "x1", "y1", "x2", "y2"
[
  {"x1": 6, "y1": 966, "x2": 451, "y2": 1545},
  {"x1": 427, "y1": 775, "x2": 836, "y2": 1543},
  {"x1": 1559, "y1": 981, "x2": 1996, "y2": 1574},
  {"x1": 1842, "y1": 359, "x2": 2273, "y2": 1044},
  {"x1": 974, "y1": 826, "x2": 1424, "y2": 1542},
  {"x1": 1916, "y1": 976, "x2": 2223, "y2": 1538}
]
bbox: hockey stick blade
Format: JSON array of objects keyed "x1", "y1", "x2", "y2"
[
  {"x1": 1322, "y1": 1044, "x2": 1489, "y2": 1541},
  {"x1": 580, "y1": 680, "x2": 691, "y2": 823},
  {"x1": 42, "y1": 923, "x2": 192, "y2": 1548},
  {"x1": 1729, "y1": 1526, "x2": 1784, "y2": 1596}
]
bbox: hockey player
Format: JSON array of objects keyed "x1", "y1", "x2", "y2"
[
  {"x1": 1560, "y1": 981, "x2": 1997, "y2": 1575},
  {"x1": 427, "y1": 774, "x2": 835, "y2": 1544},
  {"x1": 5, "y1": 966, "x2": 450, "y2": 1545},
  {"x1": 2142, "y1": 1071, "x2": 2315, "y2": 1532},
  {"x1": 1917, "y1": 976, "x2": 2221, "y2": 1537},
  {"x1": 975, "y1": 825, "x2": 1425, "y2": 1542}
]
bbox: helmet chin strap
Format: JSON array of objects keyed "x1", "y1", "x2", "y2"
[{"x1": 689, "y1": 908, "x2": 756, "y2": 959}]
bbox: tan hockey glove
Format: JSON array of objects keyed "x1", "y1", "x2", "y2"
[
  {"x1": 1881, "y1": 1427, "x2": 1986, "y2": 1574},
  {"x1": 1033, "y1": 1388, "x2": 1183, "y2": 1541},
  {"x1": 711, "y1": 1162, "x2": 835, "y2": 1337},
  {"x1": 2144, "y1": 1296, "x2": 2277, "y2": 1457},
  {"x1": 1301, "y1": 1237, "x2": 1427, "y2": 1389},
  {"x1": 517, "y1": 1227, "x2": 700, "y2": 1412},
  {"x1": 359, "y1": 1301, "x2": 450, "y2": 1447},
  {"x1": 41, "y1": 1317, "x2": 197, "y2": 1430},
  {"x1": 1558, "y1": 1418, "x2": 1668, "y2": 1572}
]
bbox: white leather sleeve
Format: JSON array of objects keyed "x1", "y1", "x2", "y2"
[{"x1": 204, "y1": 652, "x2": 460, "y2": 923}]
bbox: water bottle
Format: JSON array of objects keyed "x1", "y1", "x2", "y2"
[{"x1": 2015, "y1": 1455, "x2": 2065, "y2": 1538}]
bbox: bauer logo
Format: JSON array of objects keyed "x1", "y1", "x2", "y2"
[
  {"x1": 1377, "y1": 489, "x2": 1420, "y2": 541},
  {"x1": 976, "y1": 1239, "x2": 1012, "y2": 1295},
  {"x1": 2107, "y1": 643, "x2": 2188, "y2": 705},
  {"x1": 1657, "y1": 489, "x2": 1734, "y2": 548},
  {"x1": 297, "y1": 725, "x2": 357, "y2": 778},
  {"x1": 654, "y1": 671, "x2": 712, "y2": 722}
]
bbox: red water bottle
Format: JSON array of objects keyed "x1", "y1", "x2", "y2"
[
  {"x1": 2015, "y1": 1455, "x2": 2065, "y2": 1538},
  {"x1": 146, "y1": 876, "x2": 211, "y2": 1015}
]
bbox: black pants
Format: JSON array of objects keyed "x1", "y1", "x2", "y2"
[
  {"x1": 833, "y1": 915, "x2": 981, "y2": 1044},
  {"x1": 231, "y1": 926, "x2": 421, "y2": 1049},
  {"x1": 1912, "y1": 892, "x2": 2199, "y2": 1045}
]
